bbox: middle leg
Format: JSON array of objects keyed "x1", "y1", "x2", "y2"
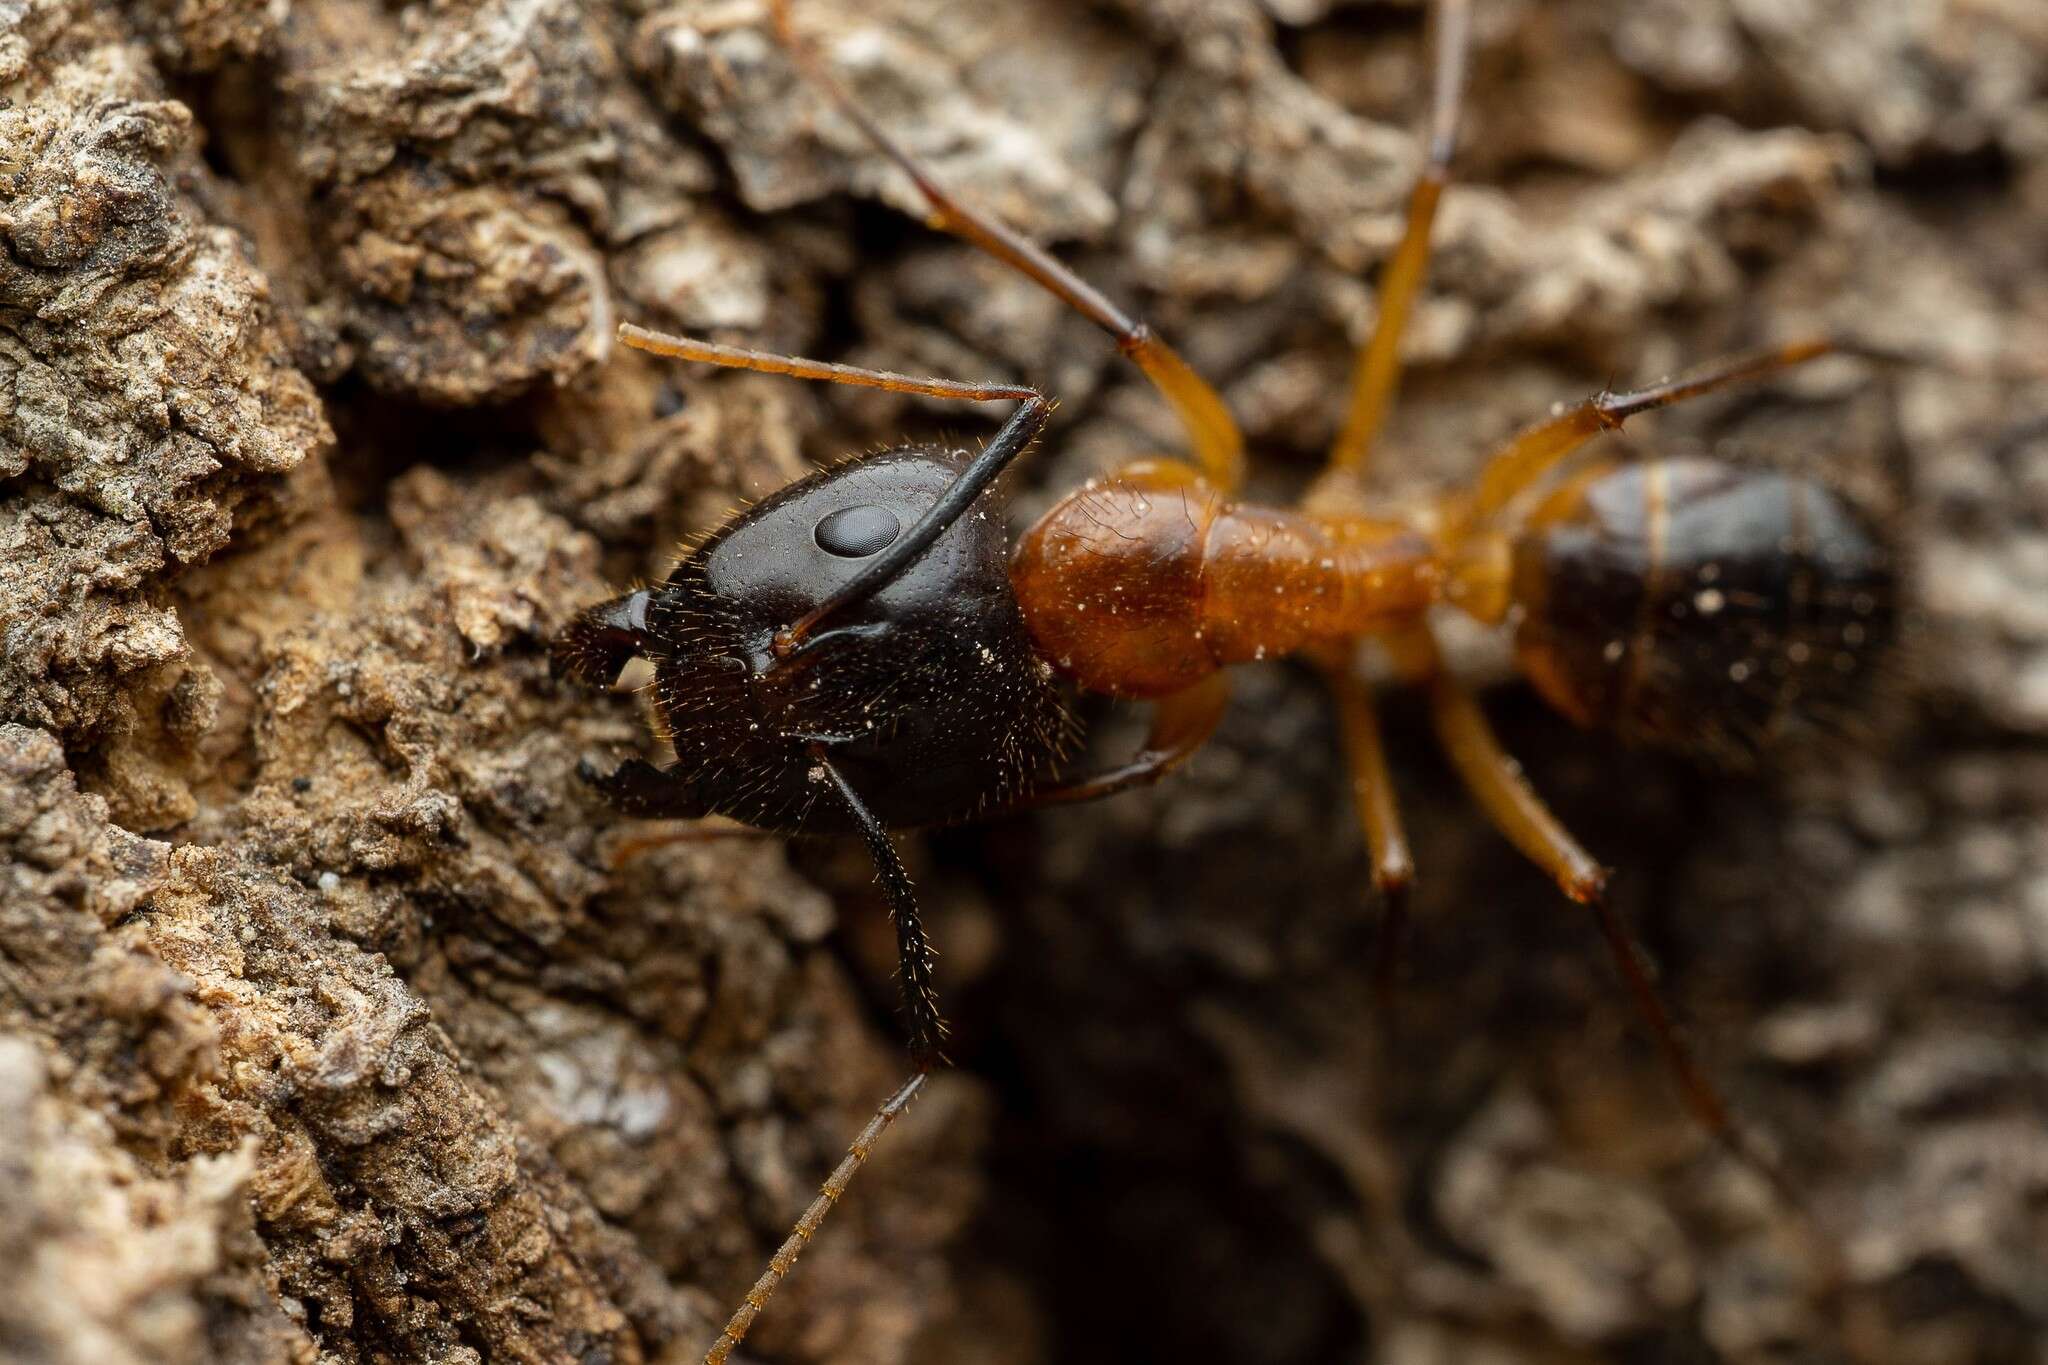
[{"x1": 1314, "y1": 645, "x2": 1416, "y2": 1004}]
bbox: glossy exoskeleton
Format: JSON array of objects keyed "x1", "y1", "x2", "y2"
[
  {"x1": 557, "y1": 447, "x2": 1074, "y2": 835},
  {"x1": 553, "y1": 1, "x2": 1900, "y2": 1360}
]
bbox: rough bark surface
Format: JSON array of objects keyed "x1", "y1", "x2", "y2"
[{"x1": 1, "y1": 1, "x2": 2044, "y2": 1363}]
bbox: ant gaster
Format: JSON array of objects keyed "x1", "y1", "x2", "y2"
[{"x1": 553, "y1": 1, "x2": 1899, "y2": 1359}]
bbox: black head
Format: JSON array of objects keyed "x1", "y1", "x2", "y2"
[{"x1": 632, "y1": 447, "x2": 1074, "y2": 833}]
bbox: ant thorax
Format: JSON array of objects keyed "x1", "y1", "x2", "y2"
[{"x1": 1013, "y1": 460, "x2": 1439, "y2": 699}]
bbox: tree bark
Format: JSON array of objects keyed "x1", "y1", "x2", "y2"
[{"x1": 2, "y1": 1, "x2": 2044, "y2": 1363}]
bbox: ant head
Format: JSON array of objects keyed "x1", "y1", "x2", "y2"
[{"x1": 645, "y1": 446, "x2": 1075, "y2": 832}]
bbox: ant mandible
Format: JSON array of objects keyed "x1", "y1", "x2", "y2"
[{"x1": 554, "y1": 0, "x2": 1899, "y2": 1358}]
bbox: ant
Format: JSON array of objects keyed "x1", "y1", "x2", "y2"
[{"x1": 554, "y1": 0, "x2": 1899, "y2": 1358}]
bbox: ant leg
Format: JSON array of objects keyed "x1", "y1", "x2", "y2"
[
  {"x1": 1455, "y1": 338, "x2": 1838, "y2": 530},
  {"x1": 767, "y1": 0, "x2": 1246, "y2": 491},
  {"x1": 577, "y1": 756, "x2": 710, "y2": 820},
  {"x1": 1324, "y1": 0, "x2": 1475, "y2": 479},
  {"x1": 1417, "y1": 633, "x2": 1790, "y2": 1186},
  {"x1": 701, "y1": 1072, "x2": 928, "y2": 1365},
  {"x1": 1317, "y1": 653, "x2": 1415, "y2": 1005},
  {"x1": 1012, "y1": 671, "x2": 1230, "y2": 809},
  {"x1": 699, "y1": 751, "x2": 945, "y2": 1365}
]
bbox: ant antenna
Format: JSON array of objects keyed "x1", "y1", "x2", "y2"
[
  {"x1": 778, "y1": 396, "x2": 1049, "y2": 654},
  {"x1": 618, "y1": 323, "x2": 1051, "y2": 653},
  {"x1": 619, "y1": 324, "x2": 1036, "y2": 404}
]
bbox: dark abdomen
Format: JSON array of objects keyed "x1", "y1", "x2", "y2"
[{"x1": 1510, "y1": 457, "x2": 1898, "y2": 764}]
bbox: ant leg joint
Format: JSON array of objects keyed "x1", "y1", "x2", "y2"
[
  {"x1": 1372, "y1": 849, "x2": 1416, "y2": 903},
  {"x1": 1566, "y1": 864, "x2": 1614, "y2": 906}
]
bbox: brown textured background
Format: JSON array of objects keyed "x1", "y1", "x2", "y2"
[{"x1": 2, "y1": 0, "x2": 2045, "y2": 1362}]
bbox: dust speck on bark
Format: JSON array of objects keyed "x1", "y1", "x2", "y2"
[{"x1": 1, "y1": 0, "x2": 2043, "y2": 1362}]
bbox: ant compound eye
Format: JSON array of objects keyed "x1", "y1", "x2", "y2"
[{"x1": 814, "y1": 504, "x2": 902, "y2": 558}]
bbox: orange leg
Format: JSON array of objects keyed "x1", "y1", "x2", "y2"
[
  {"x1": 1014, "y1": 672, "x2": 1231, "y2": 810},
  {"x1": 1319, "y1": 654, "x2": 1415, "y2": 1001},
  {"x1": 1324, "y1": 0, "x2": 1474, "y2": 479},
  {"x1": 702, "y1": 1072, "x2": 926, "y2": 1365},
  {"x1": 769, "y1": 0, "x2": 1245, "y2": 491},
  {"x1": 1428, "y1": 645, "x2": 1855, "y2": 1304},
  {"x1": 1417, "y1": 629, "x2": 1793, "y2": 1186},
  {"x1": 1455, "y1": 337, "x2": 1838, "y2": 531},
  {"x1": 1427, "y1": 658, "x2": 1610, "y2": 902}
]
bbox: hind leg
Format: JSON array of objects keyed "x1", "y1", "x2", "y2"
[
  {"x1": 1449, "y1": 338, "x2": 1840, "y2": 532},
  {"x1": 1409, "y1": 627, "x2": 1801, "y2": 1194}
]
